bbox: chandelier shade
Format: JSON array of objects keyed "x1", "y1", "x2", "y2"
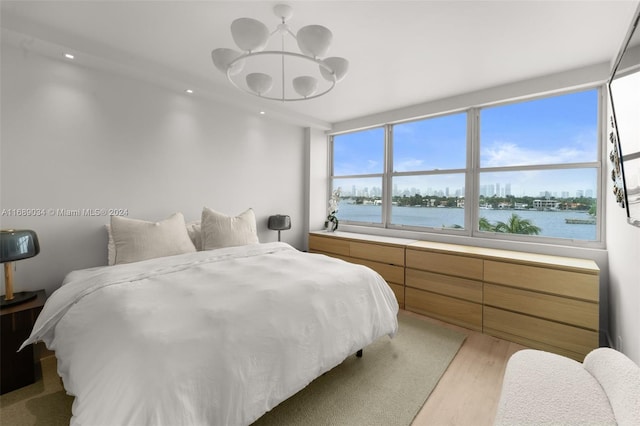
[
  {"x1": 293, "y1": 76, "x2": 319, "y2": 98},
  {"x1": 246, "y1": 72, "x2": 273, "y2": 96},
  {"x1": 211, "y1": 48, "x2": 245, "y2": 75},
  {"x1": 296, "y1": 25, "x2": 333, "y2": 58},
  {"x1": 320, "y1": 57, "x2": 349, "y2": 82},
  {"x1": 230, "y1": 18, "x2": 269, "y2": 52},
  {"x1": 211, "y1": 4, "x2": 349, "y2": 102}
]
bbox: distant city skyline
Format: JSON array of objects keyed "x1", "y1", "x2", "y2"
[{"x1": 336, "y1": 182, "x2": 594, "y2": 200}]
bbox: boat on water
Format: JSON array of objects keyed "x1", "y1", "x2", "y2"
[{"x1": 565, "y1": 218, "x2": 596, "y2": 224}]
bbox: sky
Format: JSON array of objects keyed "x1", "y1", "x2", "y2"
[{"x1": 333, "y1": 89, "x2": 599, "y2": 198}]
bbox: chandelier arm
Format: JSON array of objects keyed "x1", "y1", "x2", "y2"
[
  {"x1": 228, "y1": 51, "x2": 338, "y2": 82},
  {"x1": 231, "y1": 81, "x2": 335, "y2": 102},
  {"x1": 225, "y1": 51, "x2": 337, "y2": 102},
  {"x1": 225, "y1": 53, "x2": 336, "y2": 101},
  {"x1": 281, "y1": 34, "x2": 285, "y2": 101}
]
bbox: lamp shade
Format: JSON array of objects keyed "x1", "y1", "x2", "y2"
[
  {"x1": 211, "y1": 48, "x2": 245, "y2": 75},
  {"x1": 268, "y1": 215, "x2": 291, "y2": 231},
  {"x1": 246, "y1": 72, "x2": 273, "y2": 96},
  {"x1": 0, "y1": 230, "x2": 39, "y2": 263},
  {"x1": 292, "y1": 76, "x2": 318, "y2": 98},
  {"x1": 320, "y1": 57, "x2": 349, "y2": 82},
  {"x1": 231, "y1": 17, "x2": 269, "y2": 52},
  {"x1": 296, "y1": 25, "x2": 332, "y2": 58}
]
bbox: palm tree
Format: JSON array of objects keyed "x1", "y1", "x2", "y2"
[
  {"x1": 493, "y1": 213, "x2": 541, "y2": 235},
  {"x1": 479, "y1": 217, "x2": 495, "y2": 232}
]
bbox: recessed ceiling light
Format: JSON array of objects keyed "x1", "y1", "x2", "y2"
[
  {"x1": 259, "y1": 111, "x2": 266, "y2": 115},
  {"x1": 185, "y1": 89, "x2": 194, "y2": 94},
  {"x1": 63, "y1": 53, "x2": 74, "y2": 60}
]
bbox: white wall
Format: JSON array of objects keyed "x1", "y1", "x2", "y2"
[
  {"x1": 305, "y1": 127, "x2": 329, "y2": 237},
  {"x1": 0, "y1": 43, "x2": 306, "y2": 297},
  {"x1": 606, "y1": 63, "x2": 640, "y2": 364},
  {"x1": 606, "y1": 179, "x2": 640, "y2": 365}
]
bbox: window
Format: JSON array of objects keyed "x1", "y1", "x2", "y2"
[
  {"x1": 478, "y1": 90, "x2": 599, "y2": 241},
  {"x1": 331, "y1": 127, "x2": 385, "y2": 224},
  {"x1": 329, "y1": 88, "x2": 602, "y2": 244},
  {"x1": 391, "y1": 113, "x2": 467, "y2": 229}
]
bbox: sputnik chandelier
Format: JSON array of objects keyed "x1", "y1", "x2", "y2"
[{"x1": 211, "y1": 4, "x2": 349, "y2": 101}]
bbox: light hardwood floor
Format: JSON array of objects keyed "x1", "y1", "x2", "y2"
[{"x1": 404, "y1": 310, "x2": 527, "y2": 426}]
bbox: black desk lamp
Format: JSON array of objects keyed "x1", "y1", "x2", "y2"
[
  {"x1": 268, "y1": 215, "x2": 291, "y2": 241},
  {"x1": 1, "y1": 229, "x2": 40, "y2": 308}
]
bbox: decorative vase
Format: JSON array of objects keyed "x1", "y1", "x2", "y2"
[{"x1": 325, "y1": 216, "x2": 338, "y2": 232}]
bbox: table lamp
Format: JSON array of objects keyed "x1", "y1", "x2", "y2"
[
  {"x1": 267, "y1": 215, "x2": 291, "y2": 241},
  {"x1": 1, "y1": 229, "x2": 40, "y2": 308}
]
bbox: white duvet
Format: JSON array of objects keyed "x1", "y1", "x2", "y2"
[{"x1": 22, "y1": 242, "x2": 399, "y2": 426}]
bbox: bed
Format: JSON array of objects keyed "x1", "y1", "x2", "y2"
[{"x1": 21, "y1": 209, "x2": 399, "y2": 426}]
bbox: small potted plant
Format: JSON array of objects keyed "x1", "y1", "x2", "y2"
[{"x1": 325, "y1": 187, "x2": 341, "y2": 231}]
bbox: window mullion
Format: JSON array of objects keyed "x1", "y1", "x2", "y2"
[
  {"x1": 383, "y1": 124, "x2": 393, "y2": 227},
  {"x1": 468, "y1": 108, "x2": 479, "y2": 236}
]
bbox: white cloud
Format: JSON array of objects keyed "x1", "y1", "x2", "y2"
[
  {"x1": 394, "y1": 158, "x2": 424, "y2": 171},
  {"x1": 482, "y1": 140, "x2": 593, "y2": 167}
]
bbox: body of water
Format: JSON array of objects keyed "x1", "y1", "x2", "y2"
[{"x1": 337, "y1": 203, "x2": 596, "y2": 240}]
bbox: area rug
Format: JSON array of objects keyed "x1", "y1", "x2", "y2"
[
  {"x1": 253, "y1": 312, "x2": 465, "y2": 425},
  {"x1": 0, "y1": 312, "x2": 465, "y2": 426}
]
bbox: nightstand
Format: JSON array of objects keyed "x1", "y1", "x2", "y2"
[{"x1": 1, "y1": 290, "x2": 46, "y2": 394}]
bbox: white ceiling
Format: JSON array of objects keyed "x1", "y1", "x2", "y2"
[{"x1": 2, "y1": 1, "x2": 639, "y2": 128}]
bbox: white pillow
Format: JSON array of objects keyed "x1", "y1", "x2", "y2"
[
  {"x1": 185, "y1": 220, "x2": 202, "y2": 251},
  {"x1": 107, "y1": 219, "x2": 202, "y2": 265},
  {"x1": 201, "y1": 207, "x2": 259, "y2": 250},
  {"x1": 106, "y1": 224, "x2": 116, "y2": 266},
  {"x1": 110, "y1": 212, "x2": 196, "y2": 265}
]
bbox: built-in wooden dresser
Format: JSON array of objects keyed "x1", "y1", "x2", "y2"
[
  {"x1": 308, "y1": 231, "x2": 412, "y2": 308},
  {"x1": 405, "y1": 242, "x2": 484, "y2": 332},
  {"x1": 407, "y1": 241, "x2": 600, "y2": 361},
  {"x1": 308, "y1": 231, "x2": 600, "y2": 361}
]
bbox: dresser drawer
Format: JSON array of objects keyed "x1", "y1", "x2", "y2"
[
  {"x1": 406, "y1": 249, "x2": 483, "y2": 280},
  {"x1": 406, "y1": 268, "x2": 482, "y2": 303},
  {"x1": 350, "y1": 241, "x2": 405, "y2": 266},
  {"x1": 484, "y1": 283, "x2": 598, "y2": 330},
  {"x1": 483, "y1": 306, "x2": 598, "y2": 360},
  {"x1": 388, "y1": 283, "x2": 405, "y2": 307},
  {"x1": 345, "y1": 257, "x2": 404, "y2": 285},
  {"x1": 405, "y1": 287, "x2": 482, "y2": 331},
  {"x1": 308, "y1": 234, "x2": 350, "y2": 256},
  {"x1": 484, "y1": 260, "x2": 598, "y2": 302}
]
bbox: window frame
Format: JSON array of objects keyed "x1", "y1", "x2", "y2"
[
  {"x1": 329, "y1": 125, "x2": 387, "y2": 228},
  {"x1": 328, "y1": 86, "x2": 605, "y2": 248}
]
